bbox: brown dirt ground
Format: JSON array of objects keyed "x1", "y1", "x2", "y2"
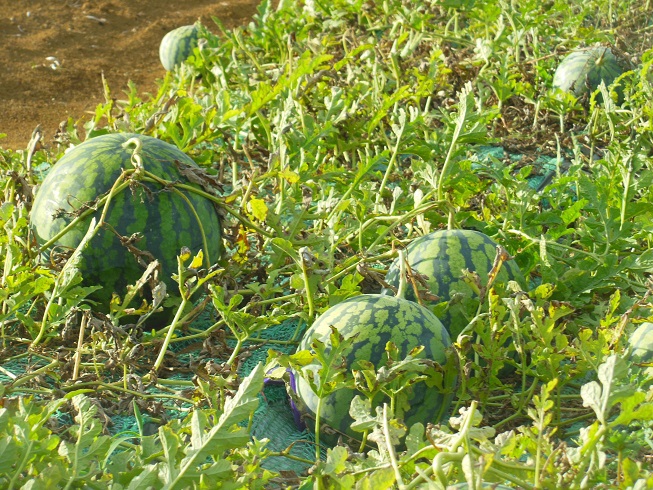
[{"x1": 0, "y1": 0, "x2": 260, "y2": 150}]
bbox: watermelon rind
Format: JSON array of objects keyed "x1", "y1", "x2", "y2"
[
  {"x1": 552, "y1": 47, "x2": 625, "y2": 100},
  {"x1": 295, "y1": 294, "x2": 455, "y2": 445},
  {"x1": 383, "y1": 229, "x2": 525, "y2": 338},
  {"x1": 159, "y1": 24, "x2": 200, "y2": 71},
  {"x1": 628, "y1": 322, "x2": 653, "y2": 369},
  {"x1": 30, "y1": 133, "x2": 222, "y2": 320}
]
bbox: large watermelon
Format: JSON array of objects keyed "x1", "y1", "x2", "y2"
[
  {"x1": 159, "y1": 24, "x2": 200, "y2": 71},
  {"x1": 294, "y1": 294, "x2": 455, "y2": 446},
  {"x1": 30, "y1": 133, "x2": 222, "y2": 322},
  {"x1": 553, "y1": 47, "x2": 625, "y2": 101},
  {"x1": 383, "y1": 229, "x2": 524, "y2": 338}
]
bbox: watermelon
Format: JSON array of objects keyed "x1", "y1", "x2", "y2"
[
  {"x1": 30, "y1": 133, "x2": 222, "y2": 322},
  {"x1": 553, "y1": 47, "x2": 625, "y2": 101},
  {"x1": 294, "y1": 294, "x2": 455, "y2": 446},
  {"x1": 159, "y1": 24, "x2": 200, "y2": 71},
  {"x1": 628, "y1": 322, "x2": 653, "y2": 376},
  {"x1": 383, "y1": 229, "x2": 524, "y2": 338}
]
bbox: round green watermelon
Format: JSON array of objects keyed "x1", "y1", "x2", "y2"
[
  {"x1": 30, "y1": 133, "x2": 222, "y2": 322},
  {"x1": 295, "y1": 294, "x2": 455, "y2": 446},
  {"x1": 383, "y1": 229, "x2": 525, "y2": 338},
  {"x1": 159, "y1": 24, "x2": 200, "y2": 71},
  {"x1": 628, "y1": 322, "x2": 653, "y2": 376},
  {"x1": 553, "y1": 47, "x2": 625, "y2": 100}
]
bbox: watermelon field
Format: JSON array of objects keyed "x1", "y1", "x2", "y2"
[{"x1": 2, "y1": 0, "x2": 653, "y2": 488}]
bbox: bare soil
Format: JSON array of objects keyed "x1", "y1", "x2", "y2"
[{"x1": 0, "y1": 0, "x2": 260, "y2": 150}]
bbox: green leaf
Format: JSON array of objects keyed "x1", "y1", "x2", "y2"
[
  {"x1": 560, "y1": 199, "x2": 588, "y2": 226},
  {"x1": 56, "y1": 395, "x2": 112, "y2": 486},
  {"x1": 0, "y1": 437, "x2": 18, "y2": 476},
  {"x1": 163, "y1": 363, "x2": 264, "y2": 490},
  {"x1": 613, "y1": 394, "x2": 653, "y2": 426},
  {"x1": 248, "y1": 197, "x2": 268, "y2": 222},
  {"x1": 126, "y1": 467, "x2": 163, "y2": 490},
  {"x1": 278, "y1": 168, "x2": 300, "y2": 184},
  {"x1": 355, "y1": 467, "x2": 396, "y2": 490},
  {"x1": 349, "y1": 395, "x2": 376, "y2": 432},
  {"x1": 270, "y1": 237, "x2": 300, "y2": 264},
  {"x1": 159, "y1": 426, "x2": 182, "y2": 484},
  {"x1": 581, "y1": 356, "x2": 632, "y2": 423},
  {"x1": 324, "y1": 446, "x2": 349, "y2": 475}
]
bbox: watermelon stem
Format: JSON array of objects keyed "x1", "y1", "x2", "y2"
[
  {"x1": 32, "y1": 219, "x2": 99, "y2": 346},
  {"x1": 314, "y1": 395, "x2": 324, "y2": 461},
  {"x1": 34, "y1": 164, "x2": 134, "y2": 345},
  {"x1": 436, "y1": 82, "x2": 472, "y2": 206},
  {"x1": 359, "y1": 201, "x2": 441, "y2": 252},
  {"x1": 374, "y1": 108, "x2": 407, "y2": 213},
  {"x1": 325, "y1": 250, "x2": 396, "y2": 286},
  {"x1": 430, "y1": 401, "x2": 480, "y2": 486},
  {"x1": 111, "y1": 259, "x2": 162, "y2": 325},
  {"x1": 396, "y1": 250, "x2": 407, "y2": 299},
  {"x1": 382, "y1": 403, "x2": 406, "y2": 490},
  {"x1": 121, "y1": 137, "x2": 144, "y2": 172},
  {"x1": 324, "y1": 146, "x2": 380, "y2": 227},
  {"x1": 299, "y1": 246, "x2": 316, "y2": 320},
  {"x1": 36, "y1": 177, "x2": 132, "y2": 255},
  {"x1": 132, "y1": 168, "x2": 215, "y2": 267},
  {"x1": 153, "y1": 303, "x2": 188, "y2": 373},
  {"x1": 357, "y1": 431, "x2": 369, "y2": 453},
  {"x1": 153, "y1": 256, "x2": 224, "y2": 372},
  {"x1": 71, "y1": 312, "x2": 89, "y2": 382}
]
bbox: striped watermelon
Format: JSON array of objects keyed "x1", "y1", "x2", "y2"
[
  {"x1": 30, "y1": 133, "x2": 221, "y2": 321},
  {"x1": 553, "y1": 47, "x2": 625, "y2": 100},
  {"x1": 383, "y1": 229, "x2": 524, "y2": 338},
  {"x1": 628, "y1": 322, "x2": 653, "y2": 376},
  {"x1": 159, "y1": 24, "x2": 200, "y2": 71},
  {"x1": 294, "y1": 294, "x2": 455, "y2": 446}
]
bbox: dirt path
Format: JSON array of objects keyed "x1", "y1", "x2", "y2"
[{"x1": 0, "y1": 0, "x2": 260, "y2": 150}]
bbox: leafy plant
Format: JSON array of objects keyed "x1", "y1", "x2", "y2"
[{"x1": 3, "y1": 0, "x2": 653, "y2": 487}]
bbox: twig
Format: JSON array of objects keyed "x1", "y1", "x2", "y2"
[{"x1": 72, "y1": 313, "x2": 89, "y2": 381}]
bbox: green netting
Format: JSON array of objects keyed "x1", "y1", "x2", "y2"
[
  {"x1": 251, "y1": 385, "x2": 318, "y2": 473},
  {"x1": 0, "y1": 358, "x2": 38, "y2": 384},
  {"x1": 129, "y1": 317, "x2": 317, "y2": 473},
  {"x1": 1, "y1": 314, "x2": 317, "y2": 475},
  {"x1": 232, "y1": 319, "x2": 318, "y2": 472},
  {"x1": 471, "y1": 145, "x2": 571, "y2": 192}
]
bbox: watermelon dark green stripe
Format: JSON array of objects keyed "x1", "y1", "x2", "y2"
[
  {"x1": 553, "y1": 47, "x2": 625, "y2": 101},
  {"x1": 159, "y1": 24, "x2": 199, "y2": 71},
  {"x1": 30, "y1": 133, "x2": 222, "y2": 321},
  {"x1": 384, "y1": 229, "x2": 525, "y2": 337},
  {"x1": 295, "y1": 294, "x2": 454, "y2": 445}
]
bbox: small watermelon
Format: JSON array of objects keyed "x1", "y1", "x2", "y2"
[
  {"x1": 294, "y1": 294, "x2": 455, "y2": 445},
  {"x1": 30, "y1": 133, "x2": 222, "y2": 322},
  {"x1": 628, "y1": 322, "x2": 653, "y2": 376},
  {"x1": 553, "y1": 47, "x2": 625, "y2": 100},
  {"x1": 383, "y1": 229, "x2": 524, "y2": 338},
  {"x1": 159, "y1": 24, "x2": 200, "y2": 71}
]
